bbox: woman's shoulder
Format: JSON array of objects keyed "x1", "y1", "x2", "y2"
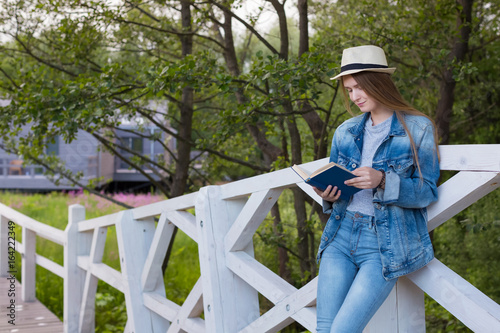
[
  {"x1": 402, "y1": 113, "x2": 434, "y2": 131},
  {"x1": 332, "y1": 115, "x2": 364, "y2": 139},
  {"x1": 337, "y1": 114, "x2": 364, "y2": 130}
]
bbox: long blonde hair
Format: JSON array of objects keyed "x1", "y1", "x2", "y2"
[{"x1": 340, "y1": 71, "x2": 440, "y2": 179}]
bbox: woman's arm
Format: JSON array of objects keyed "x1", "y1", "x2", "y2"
[
  {"x1": 345, "y1": 167, "x2": 384, "y2": 189},
  {"x1": 374, "y1": 123, "x2": 440, "y2": 208},
  {"x1": 313, "y1": 185, "x2": 342, "y2": 203}
]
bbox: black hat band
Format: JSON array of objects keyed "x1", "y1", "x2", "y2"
[{"x1": 340, "y1": 63, "x2": 388, "y2": 72}]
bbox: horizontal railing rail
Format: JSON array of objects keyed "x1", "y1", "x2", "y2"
[{"x1": 0, "y1": 202, "x2": 65, "y2": 302}]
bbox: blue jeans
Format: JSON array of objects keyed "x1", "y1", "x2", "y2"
[{"x1": 316, "y1": 211, "x2": 397, "y2": 333}]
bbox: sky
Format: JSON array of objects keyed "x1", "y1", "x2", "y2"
[{"x1": 233, "y1": 0, "x2": 299, "y2": 36}]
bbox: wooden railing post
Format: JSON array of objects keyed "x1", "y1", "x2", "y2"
[
  {"x1": 115, "y1": 210, "x2": 166, "y2": 332},
  {"x1": 0, "y1": 214, "x2": 10, "y2": 277},
  {"x1": 21, "y1": 227, "x2": 36, "y2": 301},
  {"x1": 365, "y1": 279, "x2": 425, "y2": 332},
  {"x1": 196, "y1": 186, "x2": 260, "y2": 332},
  {"x1": 64, "y1": 204, "x2": 90, "y2": 333},
  {"x1": 396, "y1": 278, "x2": 426, "y2": 332}
]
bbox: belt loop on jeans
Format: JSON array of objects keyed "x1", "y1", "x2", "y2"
[{"x1": 349, "y1": 211, "x2": 374, "y2": 223}]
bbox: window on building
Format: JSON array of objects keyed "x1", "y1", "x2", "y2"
[
  {"x1": 46, "y1": 136, "x2": 59, "y2": 155},
  {"x1": 119, "y1": 137, "x2": 143, "y2": 154},
  {"x1": 118, "y1": 137, "x2": 143, "y2": 169}
]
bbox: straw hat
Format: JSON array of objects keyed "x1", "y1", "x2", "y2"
[{"x1": 330, "y1": 45, "x2": 396, "y2": 80}]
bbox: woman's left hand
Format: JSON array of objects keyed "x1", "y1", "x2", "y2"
[{"x1": 344, "y1": 167, "x2": 383, "y2": 189}]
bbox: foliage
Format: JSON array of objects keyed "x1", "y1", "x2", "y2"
[
  {"x1": 425, "y1": 297, "x2": 471, "y2": 332},
  {"x1": 0, "y1": 0, "x2": 345, "y2": 189},
  {"x1": 94, "y1": 290, "x2": 127, "y2": 333}
]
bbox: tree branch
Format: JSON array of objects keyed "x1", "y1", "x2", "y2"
[
  {"x1": 94, "y1": 130, "x2": 173, "y2": 176},
  {"x1": 13, "y1": 35, "x2": 78, "y2": 77},
  {"x1": 207, "y1": 0, "x2": 279, "y2": 55},
  {"x1": 113, "y1": 17, "x2": 227, "y2": 50},
  {"x1": 124, "y1": 0, "x2": 161, "y2": 23},
  {"x1": 0, "y1": 67, "x2": 21, "y2": 90},
  {"x1": 107, "y1": 124, "x2": 179, "y2": 165},
  {"x1": 91, "y1": 132, "x2": 172, "y2": 195}
]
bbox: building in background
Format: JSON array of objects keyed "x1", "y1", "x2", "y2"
[{"x1": 0, "y1": 100, "x2": 176, "y2": 192}]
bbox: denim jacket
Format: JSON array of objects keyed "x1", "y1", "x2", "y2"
[{"x1": 317, "y1": 112, "x2": 440, "y2": 280}]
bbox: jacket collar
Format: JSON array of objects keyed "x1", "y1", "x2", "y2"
[{"x1": 347, "y1": 112, "x2": 406, "y2": 137}]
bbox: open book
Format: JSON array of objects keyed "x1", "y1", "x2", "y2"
[{"x1": 291, "y1": 162, "x2": 361, "y2": 200}]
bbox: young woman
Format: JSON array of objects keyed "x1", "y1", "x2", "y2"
[{"x1": 314, "y1": 45, "x2": 440, "y2": 333}]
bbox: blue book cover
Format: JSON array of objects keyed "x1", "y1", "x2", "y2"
[{"x1": 291, "y1": 163, "x2": 361, "y2": 200}]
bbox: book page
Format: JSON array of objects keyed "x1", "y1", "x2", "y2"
[
  {"x1": 310, "y1": 162, "x2": 352, "y2": 178},
  {"x1": 291, "y1": 165, "x2": 309, "y2": 180},
  {"x1": 309, "y1": 163, "x2": 334, "y2": 178}
]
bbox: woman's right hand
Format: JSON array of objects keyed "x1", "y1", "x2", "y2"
[{"x1": 312, "y1": 185, "x2": 341, "y2": 203}]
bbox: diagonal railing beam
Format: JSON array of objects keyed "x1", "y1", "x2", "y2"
[
  {"x1": 143, "y1": 292, "x2": 181, "y2": 322},
  {"x1": 226, "y1": 251, "x2": 317, "y2": 331},
  {"x1": 427, "y1": 171, "x2": 500, "y2": 231},
  {"x1": 132, "y1": 192, "x2": 198, "y2": 220},
  {"x1": 226, "y1": 251, "x2": 296, "y2": 303},
  {"x1": 79, "y1": 227, "x2": 107, "y2": 332},
  {"x1": 225, "y1": 188, "x2": 283, "y2": 252},
  {"x1": 167, "y1": 278, "x2": 205, "y2": 333},
  {"x1": 238, "y1": 277, "x2": 318, "y2": 333},
  {"x1": 166, "y1": 210, "x2": 198, "y2": 242},
  {"x1": 407, "y1": 258, "x2": 500, "y2": 331},
  {"x1": 141, "y1": 212, "x2": 175, "y2": 292}
]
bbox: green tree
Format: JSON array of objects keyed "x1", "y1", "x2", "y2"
[{"x1": 0, "y1": 1, "x2": 345, "y2": 300}]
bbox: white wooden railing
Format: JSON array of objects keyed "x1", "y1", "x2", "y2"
[{"x1": 1, "y1": 144, "x2": 500, "y2": 333}]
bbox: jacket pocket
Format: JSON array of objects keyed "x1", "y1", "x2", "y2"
[
  {"x1": 337, "y1": 154, "x2": 358, "y2": 171},
  {"x1": 387, "y1": 156, "x2": 414, "y2": 177}
]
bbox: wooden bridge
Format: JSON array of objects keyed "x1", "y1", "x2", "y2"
[
  {"x1": 0, "y1": 277, "x2": 63, "y2": 332},
  {"x1": 1, "y1": 144, "x2": 500, "y2": 332}
]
